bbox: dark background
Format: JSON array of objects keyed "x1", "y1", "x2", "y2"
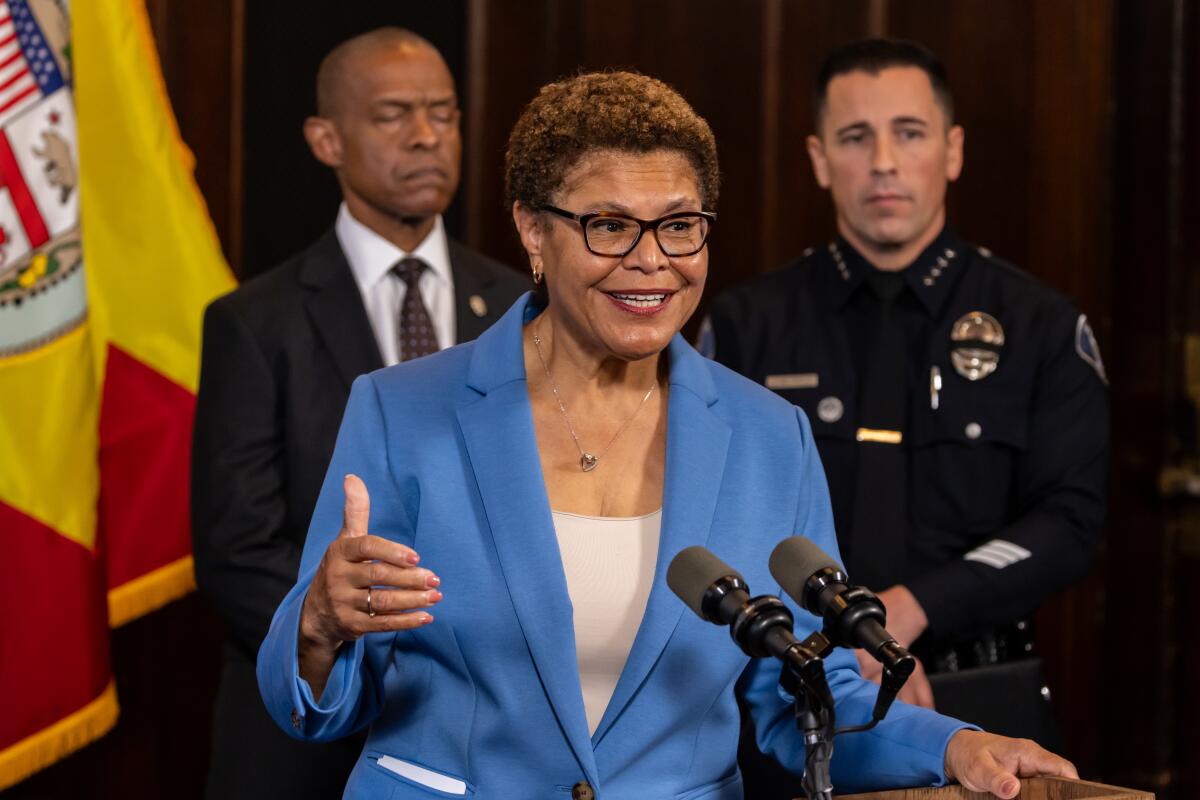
[{"x1": 9, "y1": 0, "x2": 1199, "y2": 797}]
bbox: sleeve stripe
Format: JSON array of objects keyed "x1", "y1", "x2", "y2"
[
  {"x1": 985, "y1": 539, "x2": 1032, "y2": 560},
  {"x1": 964, "y1": 549, "x2": 1013, "y2": 569},
  {"x1": 963, "y1": 539, "x2": 1032, "y2": 569}
]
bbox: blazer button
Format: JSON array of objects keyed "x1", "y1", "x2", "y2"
[
  {"x1": 571, "y1": 781, "x2": 595, "y2": 800},
  {"x1": 290, "y1": 709, "x2": 302, "y2": 730}
]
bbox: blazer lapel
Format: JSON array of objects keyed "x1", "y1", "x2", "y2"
[
  {"x1": 454, "y1": 297, "x2": 599, "y2": 784},
  {"x1": 300, "y1": 231, "x2": 383, "y2": 387},
  {"x1": 592, "y1": 336, "x2": 732, "y2": 744}
]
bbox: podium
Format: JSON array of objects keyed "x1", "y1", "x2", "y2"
[{"x1": 834, "y1": 777, "x2": 1154, "y2": 800}]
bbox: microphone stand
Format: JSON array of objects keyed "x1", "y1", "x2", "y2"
[
  {"x1": 705, "y1": 581, "x2": 839, "y2": 800},
  {"x1": 694, "y1": 573, "x2": 914, "y2": 800},
  {"x1": 777, "y1": 632, "x2": 836, "y2": 800},
  {"x1": 775, "y1": 631, "x2": 915, "y2": 800}
]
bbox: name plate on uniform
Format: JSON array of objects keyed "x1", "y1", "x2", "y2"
[{"x1": 766, "y1": 372, "x2": 819, "y2": 390}]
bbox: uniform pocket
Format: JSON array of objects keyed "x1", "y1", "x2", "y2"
[
  {"x1": 910, "y1": 386, "x2": 1029, "y2": 530},
  {"x1": 911, "y1": 386, "x2": 1028, "y2": 450}
]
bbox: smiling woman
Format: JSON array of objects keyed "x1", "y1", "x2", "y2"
[
  {"x1": 501, "y1": 72, "x2": 721, "y2": 518},
  {"x1": 254, "y1": 69, "x2": 1063, "y2": 800}
]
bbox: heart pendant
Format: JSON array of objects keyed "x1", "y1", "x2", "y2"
[{"x1": 580, "y1": 453, "x2": 599, "y2": 472}]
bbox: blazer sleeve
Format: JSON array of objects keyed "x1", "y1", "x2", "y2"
[
  {"x1": 257, "y1": 373, "x2": 414, "y2": 742},
  {"x1": 191, "y1": 298, "x2": 300, "y2": 657},
  {"x1": 739, "y1": 408, "x2": 972, "y2": 793}
]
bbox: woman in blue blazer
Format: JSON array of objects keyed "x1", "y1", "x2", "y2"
[{"x1": 258, "y1": 71, "x2": 1076, "y2": 799}]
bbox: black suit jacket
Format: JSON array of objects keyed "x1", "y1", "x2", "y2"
[{"x1": 191, "y1": 229, "x2": 526, "y2": 800}]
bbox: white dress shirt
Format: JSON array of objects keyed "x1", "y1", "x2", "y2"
[
  {"x1": 551, "y1": 508, "x2": 662, "y2": 735},
  {"x1": 335, "y1": 203, "x2": 456, "y2": 367}
]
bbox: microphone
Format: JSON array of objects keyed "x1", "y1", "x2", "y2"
[
  {"x1": 667, "y1": 545, "x2": 805, "y2": 661},
  {"x1": 666, "y1": 546, "x2": 835, "y2": 696},
  {"x1": 668, "y1": 545, "x2": 837, "y2": 800},
  {"x1": 769, "y1": 537, "x2": 915, "y2": 721}
]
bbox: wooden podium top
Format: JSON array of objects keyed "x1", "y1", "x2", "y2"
[{"x1": 833, "y1": 777, "x2": 1153, "y2": 800}]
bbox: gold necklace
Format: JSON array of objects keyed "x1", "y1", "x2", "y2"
[{"x1": 531, "y1": 322, "x2": 658, "y2": 472}]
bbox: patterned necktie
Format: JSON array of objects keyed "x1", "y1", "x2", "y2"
[{"x1": 394, "y1": 257, "x2": 439, "y2": 361}]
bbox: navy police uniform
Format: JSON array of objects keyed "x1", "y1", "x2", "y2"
[{"x1": 704, "y1": 228, "x2": 1107, "y2": 763}]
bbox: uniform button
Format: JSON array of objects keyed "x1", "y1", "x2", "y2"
[
  {"x1": 290, "y1": 709, "x2": 302, "y2": 730},
  {"x1": 571, "y1": 781, "x2": 595, "y2": 800},
  {"x1": 965, "y1": 422, "x2": 982, "y2": 440},
  {"x1": 817, "y1": 396, "x2": 844, "y2": 423}
]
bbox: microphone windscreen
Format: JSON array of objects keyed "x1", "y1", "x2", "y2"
[
  {"x1": 667, "y1": 546, "x2": 744, "y2": 619},
  {"x1": 768, "y1": 536, "x2": 843, "y2": 609}
]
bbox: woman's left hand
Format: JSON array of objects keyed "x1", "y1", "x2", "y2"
[{"x1": 944, "y1": 729, "x2": 1078, "y2": 798}]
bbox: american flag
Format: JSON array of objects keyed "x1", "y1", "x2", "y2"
[{"x1": 0, "y1": 0, "x2": 65, "y2": 127}]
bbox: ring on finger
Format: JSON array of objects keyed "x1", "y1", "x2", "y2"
[{"x1": 366, "y1": 586, "x2": 375, "y2": 618}]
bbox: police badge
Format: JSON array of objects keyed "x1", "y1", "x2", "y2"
[{"x1": 950, "y1": 311, "x2": 1005, "y2": 380}]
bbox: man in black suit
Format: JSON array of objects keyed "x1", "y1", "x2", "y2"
[{"x1": 191, "y1": 28, "x2": 526, "y2": 800}]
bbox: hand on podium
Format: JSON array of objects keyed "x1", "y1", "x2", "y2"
[{"x1": 944, "y1": 730, "x2": 1078, "y2": 798}]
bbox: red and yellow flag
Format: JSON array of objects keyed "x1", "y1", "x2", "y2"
[{"x1": 0, "y1": 0, "x2": 234, "y2": 787}]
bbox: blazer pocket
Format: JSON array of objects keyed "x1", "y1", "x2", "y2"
[
  {"x1": 673, "y1": 769, "x2": 741, "y2": 800},
  {"x1": 368, "y1": 752, "x2": 474, "y2": 797}
]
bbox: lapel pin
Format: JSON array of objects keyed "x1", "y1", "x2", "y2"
[{"x1": 469, "y1": 295, "x2": 487, "y2": 318}]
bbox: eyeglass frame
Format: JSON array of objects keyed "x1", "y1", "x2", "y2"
[{"x1": 538, "y1": 205, "x2": 717, "y2": 257}]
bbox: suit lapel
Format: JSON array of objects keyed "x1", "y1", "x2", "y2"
[
  {"x1": 451, "y1": 242, "x2": 490, "y2": 343},
  {"x1": 592, "y1": 337, "x2": 732, "y2": 744},
  {"x1": 299, "y1": 231, "x2": 383, "y2": 387},
  {"x1": 454, "y1": 299, "x2": 598, "y2": 784},
  {"x1": 450, "y1": 240, "x2": 523, "y2": 342}
]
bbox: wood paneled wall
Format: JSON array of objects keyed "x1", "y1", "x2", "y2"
[
  {"x1": 461, "y1": 1, "x2": 1113, "y2": 325},
  {"x1": 11, "y1": 1, "x2": 1199, "y2": 797},
  {"x1": 1105, "y1": 0, "x2": 1200, "y2": 794}
]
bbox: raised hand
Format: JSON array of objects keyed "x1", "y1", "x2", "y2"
[{"x1": 297, "y1": 475, "x2": 441, "y2": 695}]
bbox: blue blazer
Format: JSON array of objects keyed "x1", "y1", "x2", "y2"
[{"x1": 258, "y1": 294, "x2": 967, "y2": 799}]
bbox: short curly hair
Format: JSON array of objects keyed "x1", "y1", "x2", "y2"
[{"x1": 504, "y1": 70, "x2": 720, "y2": 212}]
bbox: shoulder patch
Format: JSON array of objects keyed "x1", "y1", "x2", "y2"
[
  {"x1": 1075, "y1": 314, "x2": 1108, "y2": 385},
  {"x1": 696, "y1": 314, "x2": 715, "y2": 360}
]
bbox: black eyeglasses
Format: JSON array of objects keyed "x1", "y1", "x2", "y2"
[{"x1": 540, "y1": 205, "x2": 716, "y2": 257}]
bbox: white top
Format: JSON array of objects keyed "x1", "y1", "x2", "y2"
[
  {"x1": 551, "y1": 508, "x2": 662, "y2": 735},
  {"x1": 335, "y1": 203, "x2": 456, "y2": 366}
]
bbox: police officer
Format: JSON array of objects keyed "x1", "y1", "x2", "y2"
[{"x1": 704, "y1": 39, "x2": 1108, "y2": 785}]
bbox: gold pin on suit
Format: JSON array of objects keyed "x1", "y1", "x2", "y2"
[{"x1": 469, "y1": 295, "x2": 487, "y2": 318}]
